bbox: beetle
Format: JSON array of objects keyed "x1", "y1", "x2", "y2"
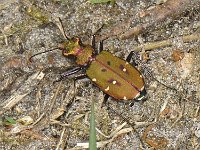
[{"x1": 30, "y1": 34, "x2": 147, "y2": 102}]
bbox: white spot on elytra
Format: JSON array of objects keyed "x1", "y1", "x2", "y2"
[
  {"x1": 125, "y1": 62, "x2": 129, "y2": 65},
  {"x1": 123, "y1": 68, "x2": 126, "y2": 72},
  {"x1": 140, "y1": 75, "x2": 143, "y2": 78},
  {"x1": 141, "y1": 86, "x2": 144, "y2": 90},
  {"x1": 112, "y1": 80, "x2": 117, "y2": 84},
  {"x1": 92, "y1": 78, "x2": 97, "y2": 82},
  {"x1": 123, "y1": 96, "x2": 127, "y2": 100},
  {"x1": 105, "y1": 86, "x2": 109, "y2": 91},
  {"x1": 135, "y1": 93, "x2": 140, "y2": 98}
]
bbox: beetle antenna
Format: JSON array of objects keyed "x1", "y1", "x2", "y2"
[
  {"x1": 57, "y1": 17, "x2": 70, "y2": 40},
  {"x1": 29, "y1": 48, "x2": 60, "y2": 62}
]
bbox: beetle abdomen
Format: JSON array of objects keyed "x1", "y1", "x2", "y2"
[{"x1": 86, "y1": 51, "x2": 145, "y2": 100}]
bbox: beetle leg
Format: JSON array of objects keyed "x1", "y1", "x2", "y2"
[
  {"x1": 92, "y1": 34, "x2": 104, "y2": 54},
  {"x1": 104, "y1": 100, "x2": 146, "y2": 148},
  {"x1": 126, "y1": 51, "x2": 138, "y2": 66},
  {"x1": 92, "y1": 35, "x2": 101, "y2": 55},
  {"x1": 128, "y1": 51, "x2": 177, "y2": 91},
  {"x1": 130, "y1": 92, "x2": 148, "y2": 106},
  {"x1": 99, "y1": 40, "x2": 104, "y2": 52},
  {"x1": 61, "y1": 66, "x2": 83, "y2": 77},
  {"x1": 74, "y1": 74, "x2": 87, "y2": 81},
  {"x1": 92, "y1": 35, "x2": 104, "y2": 54},
  {"x1": 92, "y1": 35, "x2": 96, "y2": 50},
  {"x1": 129, "y1": 101, "x2": 135, "y2": 107},
  {"x1": 103, "y1": 94, "x2": 110, "y2": 106},
  {"x1": 126, "y1": 51, "x2": 133, "y2": 62},
  {"x1": 54, "y1": 66, "x2": 84, "y2": 83}
]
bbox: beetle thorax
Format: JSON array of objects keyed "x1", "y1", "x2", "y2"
[{"x1": 75, "y1": 45, "x2": 94, "y2": 65}]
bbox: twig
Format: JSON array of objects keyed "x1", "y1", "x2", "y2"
[
  {"x1": 120, "y1": 0, "x2": 199, "y2": 39},
  {"x1": 98, "y1": 0, "x2": 199, "y2": 40},
  {"x1": 134, "y1": 33, "x2": 200, "y2": 52},
  {"x1": 49, "y1": 81, "x2": 62, "y2": 113},
  {"x1": 0, "y1": 71, "x2": 45, "y2": 115},
  {"x1": 56, "y1": 127, "x2": 66, "y2": 150}
]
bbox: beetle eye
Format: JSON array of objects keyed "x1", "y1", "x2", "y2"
[
  {"x1": 77, "y1": 38, "x2": 83, "y2": 45},
  {"x1": 72, "y1": 37, "x2": 81, "y2": 44},
  {"x1": 72, "y1": 37, "x2": 77, "y2": 42},
  {"x1": 62, "y1": 49, "x2": 67, "y2": 54}
]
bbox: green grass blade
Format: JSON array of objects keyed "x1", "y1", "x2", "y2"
[{"x1": 89, "y1": 99, "x2": 97, "y2": 150}]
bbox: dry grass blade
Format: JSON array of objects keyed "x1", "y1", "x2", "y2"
[{"x1": 0, "y1": 71, "x2": 45, "y2": 115}]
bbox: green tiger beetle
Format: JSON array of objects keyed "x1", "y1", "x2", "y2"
[
  {"x1": 29, "y1": 19, "x2": 178, "y2": 148},
  {"x1": 30, "y1": 32, "x2": 147, "y2": 146},
  {"x1": 29, "y1": 18, "x2": 181, "y2": 149},
  {"x1": 30, "y1": 35, "x2": 147, "y2": 103},
  {"x1": 30, "y1": 19, "x2": 177, "y2": 104}
]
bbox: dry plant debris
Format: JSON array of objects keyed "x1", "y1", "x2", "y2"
[{"x1": 0, "y1": 0, "x2": 199, "y2": 149}]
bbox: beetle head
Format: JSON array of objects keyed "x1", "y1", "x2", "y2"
[{"x1": 58, "y1": 37, "x2": 83, "y2": 57}]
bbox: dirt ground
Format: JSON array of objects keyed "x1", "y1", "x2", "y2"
[{"x1": 0, "y1": 0, "x2": 200, "y2": 149}]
